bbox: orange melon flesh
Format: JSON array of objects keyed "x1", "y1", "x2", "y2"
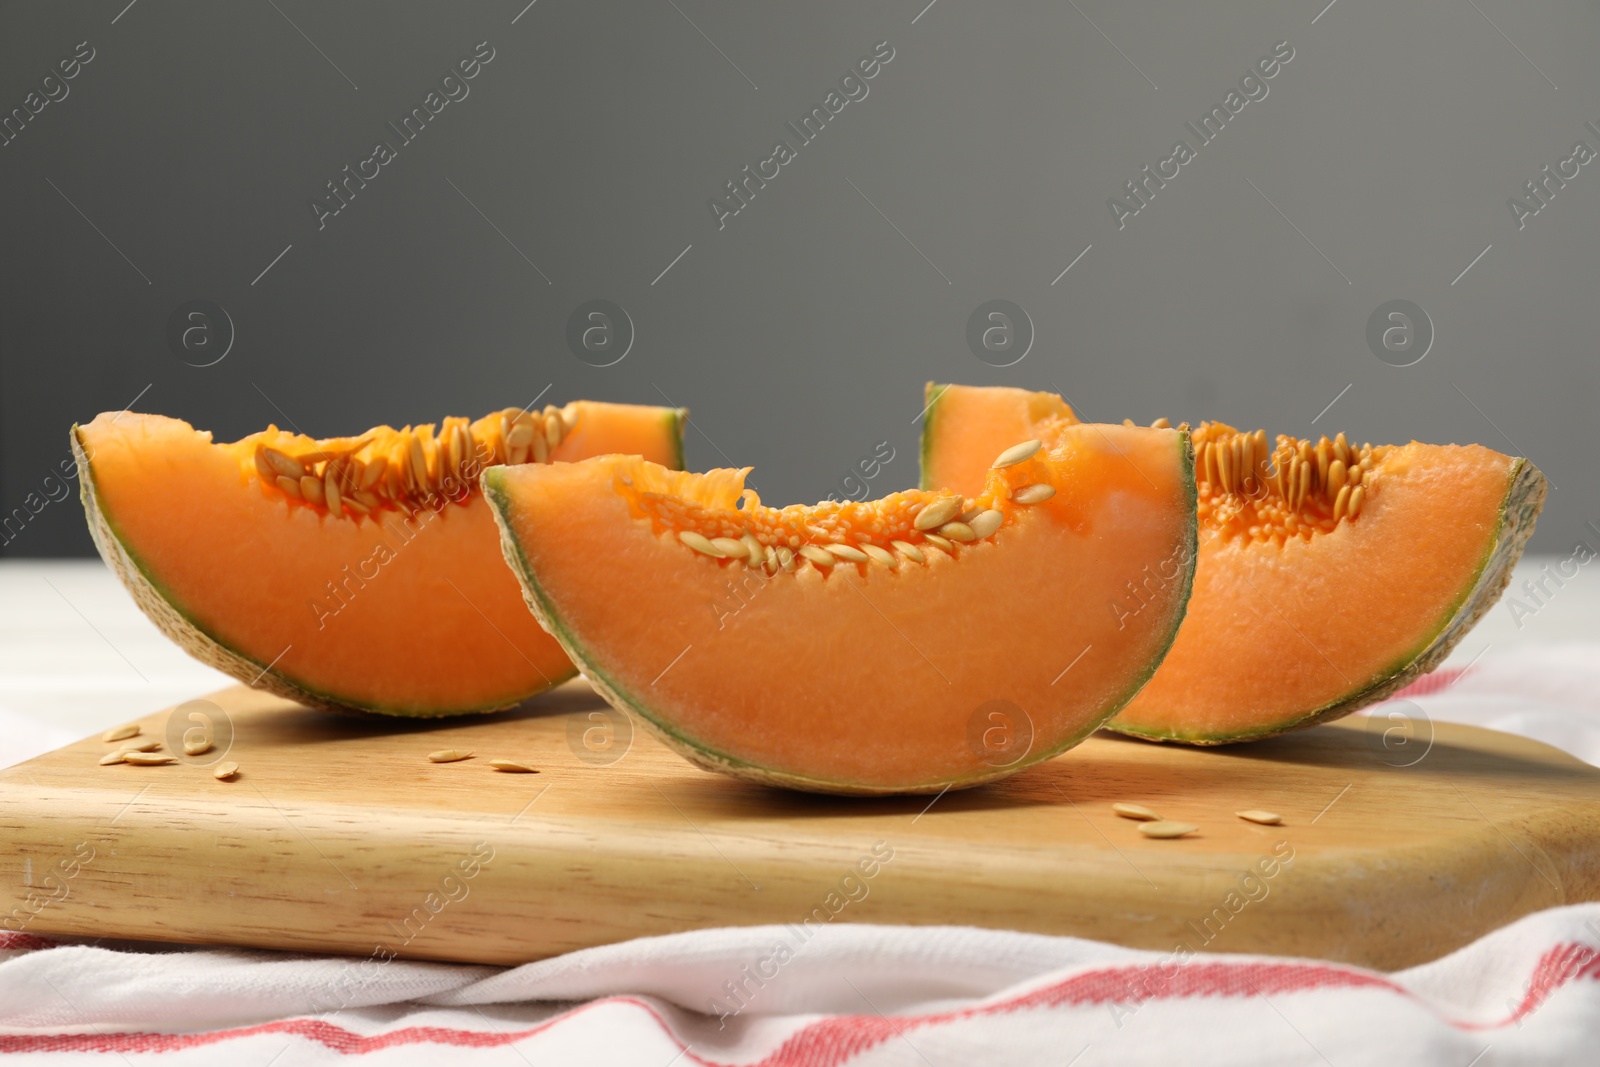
[
  {"x1": 920, "y1": 384, "x2": 1547, "y2": 742},
  {"x1": 921, "y1": 383, "x2": 1078, "y2": 499},
  {"x1": 486, "y1": 425, "x2": 1197, "y2": 794},
  {"x1": 74, "y1": 402, "x2": 684, "y2": 716}
]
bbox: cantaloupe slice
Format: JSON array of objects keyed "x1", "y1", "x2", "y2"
[
  {"x1": 74, "y1": 402, "x2": 684, "y2": 716},
  {"x1": 920, "y1": 383, "x2": 1548, "y2": 743},
  {"x1": 485, "y1": 424, "x2": 1197, "y2": 794}
]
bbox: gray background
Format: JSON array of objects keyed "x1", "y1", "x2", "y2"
[{"x1": 1, "y1": 0, "x2": 1595, "y2": 557}]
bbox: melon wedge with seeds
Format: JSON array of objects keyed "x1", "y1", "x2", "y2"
[
  {"x1": 919, "y1": 383, "x2": 1548, "y2": 744},
  {"x1": 73, "y1": 402, "x2": 684, "y2": 716},
  {"x1": 484, "y1": 423, "x2": 1197, "y2": 795}
]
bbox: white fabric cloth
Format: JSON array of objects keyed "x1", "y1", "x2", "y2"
[
  {"x1": 1, "y1": 908, "x2": 1597, "y2": 1064},
  {"x1": 2, "y1": 642, "x2": 1598, "y2": 1065}
]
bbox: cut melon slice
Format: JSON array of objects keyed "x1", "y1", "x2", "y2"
[
  {"x1": 74, "y1": 402, "x2": 685, "y2": 716},
  {"x1": 485, "y1": 425, "x2": 1197, "y2": 794},
  {"x1": 920, "y1": 383, "x2": 1547, "y2": 743}
]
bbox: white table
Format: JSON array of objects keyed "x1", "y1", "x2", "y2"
[{"x1": 3, "y1": 556, "x2": 1595, "y2": 748}]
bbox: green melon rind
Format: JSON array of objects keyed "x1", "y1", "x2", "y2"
[
  {"x1": 1107, "y1": 457, "x2": 1548, "y2": 745},
  {"x1": 918, "y1": 381, "x2": 948, "y2": 491},
  {"x1": 483, "y1": 433, "x2": 1198, "y2": 796},
  {"x1": 664, "y1": 408, "x2": 689, "y2": 473},
  {"x1": 71, "y1": 425, "x2": 574, "y2": 718}
]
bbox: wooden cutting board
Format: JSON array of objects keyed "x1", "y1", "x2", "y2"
[{"x1": 2, "y1": 681, "x2": 1597, "y2": 971}]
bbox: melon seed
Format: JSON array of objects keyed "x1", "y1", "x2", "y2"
[
  {"x1": 913, "y1": 496, "x2": 963, "y2": 531},
  {"x1": 261, "y1": 447, "x2": 306, "y2": 480},
  {"x1": 967, "y1": 509, "x2": 1004, "y2": 539},
  {"x1": 1235, "y1": 809, "x2": 1283, "y2": 825},
  {"x1": 98, "y1": 751, "x2": 129, "y2": 766},
  {"x1": 323, "y1": 468, "x2": 343, "y2": 516},
  {"x1": 939, "y1": 521, "x2": 977, "y2": 542},
  {"x1": 921, "y1": 533, "x2": 955, "y2": 553},
  {"x1": 861, "y1": 544, "x2": 897, "y2": 567},
  {"x1": 102, "y1": 724, "x2": 140, "y2": 742},
  {"x1": 890, "y1": 540, "x2": 925, "y2": 563},
  {"x1": 825, "y1": 544, "x2": 870, "y2": 563},
  {"x1": 122, "y1": 752, "x2": 177, "y2": 766},
  {"x1": 992, "y1": 439, "x2": 1042, "y2": 469},
  {"x1": 1138, "y1": 821, "x2": 1197, "y2": 839},
  {"x1": 1112, "y1": 802, "x2": 1161, "y2": 821},
  {"x1": 184, "y1": 739, "x2": 214, "y2": 757},
  {"x1": 428, "y1": 749, "x2": 473, "y2": 763},
  {"x1": 213, "y1": 762, "x2": 240, "y2": 780},
  {"x1": 798, "y1": 545, "x2": 835, "y2": 567},
  {"x1": 1012, "y1": 484, "x2": 1056, "y2": 505},
  {"x1": 710, "y1": 537, "x2": 748, "y2": 559},
  {"x1": 489, "y1": 760, "x2": 540, "y2": 773},
  {"x1": 678, "y1": 530, "x2": 725, "y2": 558}
]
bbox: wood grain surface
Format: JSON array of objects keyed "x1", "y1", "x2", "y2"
[{"x1": 2, "y1": 681, "x2": 1597, "y2": 971}]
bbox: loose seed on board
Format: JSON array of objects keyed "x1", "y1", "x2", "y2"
[
  {"x1": 913, "y1": 496, "x2": 962, "y2": 531},
  {"x1": 428, "y1": 749, "x2": 473, "y2": 763},
  {"x1": 992, "y1": 440, "x2": 1042, "y2": 469},
  {"x1": 1235, "y1": 810, "x2": 1283, "y2": 825},
  {"x1": 213, "y1": 762, "x2": 240, "y2": 780},
  {"x1": 1012, "y1": 484, "x2": 1056, "y2": 505},
  {"x1": 678, "y1": 530, "x2": 725, "y2": 558},
  {"x1": 939, "y1": 521, "x2": 977, "y2": 542},
  {"x1": 105, "y1": 741, "x2": 161, "y2": 759},
  {"x1": 825, "y1": 544, "x2": 870, "y2": 563},
  {"x1": 184, "y1": 739, "x2": 214, "y2": 757},
  {"x1": 798, "y1": 545, "x2": 835, "y2": 567},
  {"x1": 1138, "y1": 821, "x2": 1198, "y2": 839},
  {"x1": 489, "y1": 760, "x2": 540, "y2": 773},
  {"x1": 967, "y1": 509, "x2": 1004, "y2": 539},
  {"x1": 890, "y1": 540, "x2": 925, "y2": 563},
  {"x1": 1112, "y1": 802, "x2": 1162, "y2": 821},
  {"x1": 102, "y1": 724, "x2": 140, "y2": 742},
  {"x1": 861, "y1": 544, "x2": 897, "y2": 567},
  {"x1": 710, "y1": 537, "x2": 748, "y2": 559},
  {"x1": 122, "y1": 752, "x2": 177, "y2": 766}
]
